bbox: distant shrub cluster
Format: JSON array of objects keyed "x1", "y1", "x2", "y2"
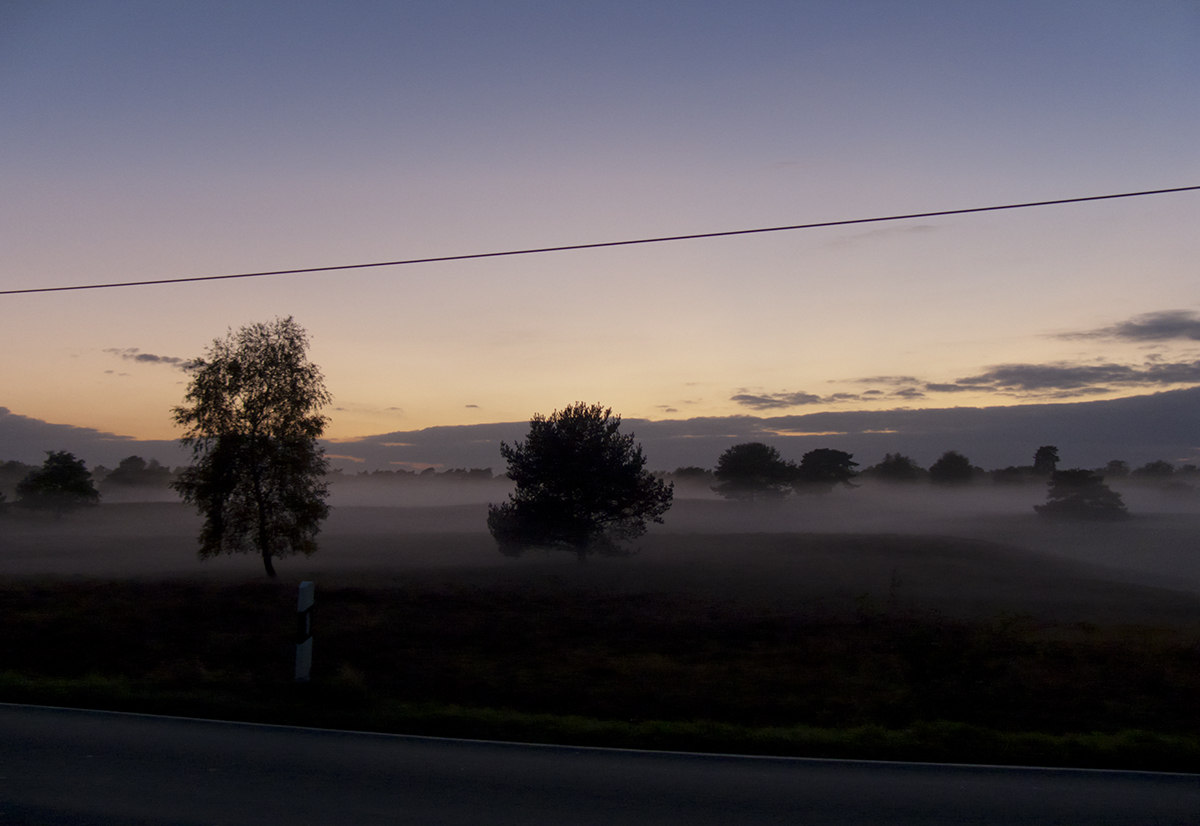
[
  {"x1": 2, "y1": 452, "x2": 99, "y2": 515},
  {"x1": 696, "y1": 442, "x2": 1200, "y2": 521}
]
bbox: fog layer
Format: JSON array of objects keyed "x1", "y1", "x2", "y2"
[{"x1": 3, "y1": 478, "x2": 1199, "y2": 626}]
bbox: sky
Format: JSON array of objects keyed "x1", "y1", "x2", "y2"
[{"x1": 2, "y1": 1, "x2": 1199, "y2": 472}]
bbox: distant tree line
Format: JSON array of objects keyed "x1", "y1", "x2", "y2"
[
  {"x1": 3, "y1": 442, "x2": 1191, "y2": 518},
  {"x1": 704, "y1": 443, "x2": 859, "y2": 502},
  {"x1": 686, "y1": 441, "x2": 1200, "y2": 520},
  {"x1": 97, "y1": 455, "x2": 178, "y2": 488},
  {"x1": 693, "y1": 442, "x2": 1195, "y2": 492}
]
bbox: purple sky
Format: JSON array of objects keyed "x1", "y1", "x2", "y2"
[{"x1": 2, "y1": 1, "x2": 1197, "y2": 467}]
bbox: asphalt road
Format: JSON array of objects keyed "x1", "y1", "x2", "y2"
[{"x1": 1, "y1": 704, "x2": 1197, "y2": 825}]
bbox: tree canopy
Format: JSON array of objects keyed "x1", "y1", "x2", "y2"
[
  {"x1": 929, "y1": 450, "x2": 975, "y2": 485},
  {"x1": 487, "y1": 402, "x2": 673, "y2": 559},
  {"x1": 1033, "y1": 445, "x2": 1060, "y2": 476},
  {"x1": 864, "y1": 452, "x2": 923, "y2": 483},
  {"x1": 1132, "y1": 460, "x2": 1175, "y2": 479},
  {"x1": 793, "y1": 448, "x2": 858, "y2": 493},
  {"x1": 15, "y1": 451, "x2": 100, "y2": 513},
  {"x1": 103, "y1": 456, "x2": 175, "y2": 488},
  {"x1": 1102, "y1": 459, "x2": 1130, "y2": 478},
  {"x1": 712, "y1": 442, "x2": 797, "y2": 501},
  {"x1": 1035, "y1": 469, "x2": 1128, "y2": 520},
  {"x1": 172, "y1": 317, "x2": 331, "y2": 577}
]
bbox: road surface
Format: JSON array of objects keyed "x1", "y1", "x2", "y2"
[{"x1": 1, "y1": 704, "x2": 1196, "y2": 825}]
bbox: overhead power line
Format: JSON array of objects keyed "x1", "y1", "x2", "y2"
[{"x1": 3, "y1": 184, "x2": 1198, "y2": 296}]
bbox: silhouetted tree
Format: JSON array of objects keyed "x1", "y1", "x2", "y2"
[
  {"x1": 793, "y1": 448, "x2": 858, "y2": 493},
  {"x1": 1102, "y1": 460, "x2": 1130, "y2": 478},
  {"x1": 712, "y1": 442, "x2": 797, "y2": 501},
  {"x1": 1035, "y1": 469, "x2": 1128, "y2": 520},
  {"x1": 172, "y1": 317, "x2": 331, "y2": 578},
  {"x1": 1132, "y1": 460, "x2": 1175, "y2": 479},
  {"x1": 929, "y1": 450, "x2": 975, "y2": 485},
  {"x1": 103, "y1": 455, "x2": 175, "y2": 488},
  {"x1": 16, "y1": 451, "x2": 100, "y2": 514},
  {"x1": 667, "y1": 466, "x2": 715, "y2": 493},
  {"x1": 0, "y1": 460, "x2": 36, "y2": 500},
  {"x1": 1033, "y1": 445, "x2": 1060, "y2": 476},
  {"x1": 991, "y1": 466, "x2": 1031, "y2": 485},
  {"x1": 487, "y1": 403, "x2": 673, "y2": 559},
  {"x1": 863, "y1": 452, "x2": 923, "y2": 483}
]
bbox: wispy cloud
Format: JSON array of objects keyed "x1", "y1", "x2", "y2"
[
  {"x1": 1060, "y1": 310, "x2": 1200, "y2": 342},
  {"x1": 851, "y1": 376, "x2": 922, "y2": 386},
  {"x1": 733, "y1": 353, "x2": 1200, "y2": 412},
  {"x1": 730, "y1": 391, "x2": 823, "y2": 410},
  {"x1": 923, "y1": 382, "x2": 976, "y2": 393},
  {"x1": 948, "y1": 360, "x2": 1200, "y2": 394},
  {"x1": 827, "y1": 224, "x2": 938, "y2": 248},
  {"x1": 104, "y1": 348, "x2": 195, "y2": 369},
  {"x1": 733, "y1": 376, "x2": 932, "y2": 410},
  {"x1": 325, "y1": 453, "x2": 365, "y2": 463}
]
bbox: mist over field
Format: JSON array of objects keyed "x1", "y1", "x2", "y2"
[{"x1": 4, "y1": 474, "x2": 1199, "y2": 627}]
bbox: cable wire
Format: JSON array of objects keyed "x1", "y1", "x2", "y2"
[{"x1": 3, "y1": 184, "x2": 1197, "y2": 296}]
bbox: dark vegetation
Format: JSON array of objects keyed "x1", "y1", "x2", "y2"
[
  {"x1": 3, "y1": 444, "x2": 1193, "y2": 522},
  {"x1": 487, "y1": 403, "x2": 673, "y2": 559},
  {"x1": 13, "y1": 451, "x2": 99, "y2": 513},
  {"x1": 703, "y1": 443, "x2": 1191, "y2": 519},
  {"x1": 1033, "y1": 445, "x2": 1060, "y2": 476},
  {"x1": 793, "y1": 448, "x2": 859, "y2": 493},
  {"x1": 860, "y1": 452, "x2": 925, "y2": 483},
  {"x1": 712, "y1": 444, "x2": 858, "y2": 498},
  {"x1": 711, "y1": 442, "x2": 795, "y2": 501},
  {"x1": 2, "y1": 576, "x2": 1199, "y2": 771},
  {"x1": 928, "y1": 450, "x2": 978, "y2": 485},
  {"x1": 101, "y1": 455, "x2": 175, "y2": 490},
  {"x1": 172, "y1": 317, "x2": 332, "y2": 577},
  {"x1": 1035, "y1": 469, "x2": 1129, "y2": 521}
]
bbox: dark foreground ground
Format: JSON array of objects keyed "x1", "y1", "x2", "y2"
[{"x1": 2, "y1": 498, "x2": 1200, "y2": 770}]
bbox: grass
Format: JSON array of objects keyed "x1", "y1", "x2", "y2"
[{"x1": 3, "y1": 578, "x2": 1199, "y2": 771}]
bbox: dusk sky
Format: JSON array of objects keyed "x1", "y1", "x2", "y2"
[{"x1": 2, "y1": 1, "x2": 1198, "y2": 471}]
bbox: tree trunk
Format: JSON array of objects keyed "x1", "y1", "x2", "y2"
[{"x1": 249, "y1": 436, "x2": 275, "y2": 578}]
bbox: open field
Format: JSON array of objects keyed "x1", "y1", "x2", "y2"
[
  {"x1": 3, "y1": 493, "x2": 1199, "y2": 617},
  {"x1": 3, "y1": 494, "x2": 1200, "y2": 769}
]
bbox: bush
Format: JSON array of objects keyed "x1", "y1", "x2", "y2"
[{"x1": 1035, "y1": 469, "x2": 1128, "y2": 520}]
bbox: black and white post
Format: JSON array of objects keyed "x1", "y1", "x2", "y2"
[{"x1": 295, "y1": 581, "x2": 314, "y2": 682}]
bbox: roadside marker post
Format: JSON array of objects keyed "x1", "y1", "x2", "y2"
[{"x1": 295, "y1": 581, "x2": 314, "y2": 682}]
